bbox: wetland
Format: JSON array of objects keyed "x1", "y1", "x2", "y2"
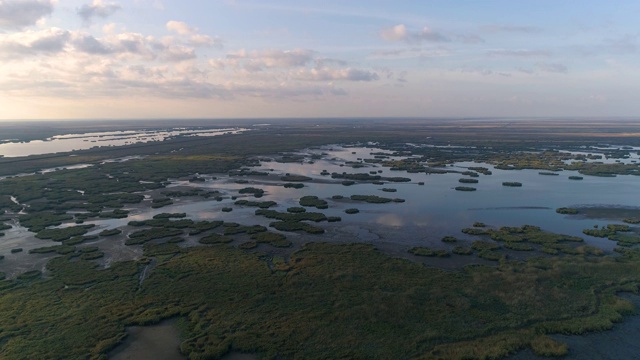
[{"x1": 1, "y1": 118, "x2": 640, "y2": 359}]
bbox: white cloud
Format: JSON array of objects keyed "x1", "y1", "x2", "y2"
[
  {"x1": 226, "y1": 48, "x2": 314, "y2": 71},
  {"x1": 0, "y1": 27, "x2": 69, "y2": 59},
  {"x1": 166, "y1": 20, "x2": 193, "y2": 35},
  {"x1": 535, "y1": 62, "x2": 568, "y2": 73},
  {"x1": 487, "y1": 49, "x2": 551, "y2": 57},
  {"x1": 0, "y1": 0, "x2": 54, "y2": 29},
  {"x1": 380, "y1": 24, "x2": 450, "y2": 43},
  {"x1": 482, "y1": 24, "x2": 541, "y2": 33},
  {"x1": 293, "y1": 67, "x2": 379, "y2": 82},
  {"x1": 380, "y1": 24, "x2": 408, "y2": 41},
  {"x1": 78, "y1": 0, "x2": 121, "y2": 22}
]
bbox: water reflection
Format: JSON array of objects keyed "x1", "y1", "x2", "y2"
[{"x1": 0, "y1": 127, "x2": 248, "y2": 157}]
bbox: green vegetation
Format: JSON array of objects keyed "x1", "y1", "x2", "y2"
[
  {"x1": 238, "y1": 187, "x2": 265, "y2": 197},
  {"x1": 409, "y1": 247, "x2": 450, "y2": 257},
  {"x1": 19, "y1": 212, "x2": 74, "y2": 232},
  {"x1": 3, "y1": 240, "x2": 640, "y2": 359},
  {"x1": 286, "y1": 207, "x2": 306, "y2": 213},
  {"x1": 280, "y1": 175, "x2": 312, "y2": 182},
  {"x1": 441, "y1": 236, "x2": 457, "y2": 243},
  {"x1": 583, "y1": 224, "x2": 631, "y2": 238},
  {"x1": 349, "y1": 194, "x2": 398, "y2": 203},
  {"x1": 80, "y1": 251, "x2": 105, "y2": 260},
  {"x1": 504, "y1": 242, "x2": 535, "y2": 251},
  {"x1": 234, "y1": 199, "x2": 277, "y2": 208},
  {"x1": 459, "y1": 178, "x2": 479, "y2": 184},
  {"x1": 126, "y1": 228, "x2": 183, "y2": 245},
  {"x1": 381, "y1": 188, "x2": 397, "y2": 192},
  {"x1": 153, "y1": 213, "x2": 187, "y2": 219},
  {"x1": 345, "y1": 208, "x2": 360, "y2": 214},
  {"x1": 455, "y1": 186, "x2": 476, "y2": 191},
  {"x1": 452, "y1": 246, "x2": 473, "y2": 255},
  {"x1": 569, "y1": 176, "x2": 584, "y2": 180},
  {"x1": 151, "y1": 198, "x2": 173, "y2": 208},
  {"x1": 188, "y1": 220, "x2": 223, "y2": 235},
  {"x1": 199, "y1": 233, "x2": 233, "y2": 244},
  {"x1": 472, "y1": 240, "x2": 501, "y2": 252},
  {"x1": 223, "y1": 225, "x2": 267, "y2": 236},
  {"x1": 283, "y1": 183, "x2": 304, "y2": 189},
  {"x1": 99, "y1": 229, "x2": 122, "y2": 237},
  {"x1": 221, "y1": 207, "x2": 233, "y2": 212},
  {"x1": 478, "y1": 250, "x2": 503, "y2": 261},
  {"x1": 3, "y1": 121, "x2": 640, "y2": 359},
  {"x1": 270, "y1": 221, "x2": 325, "y2": 234},
  {"x1": 255, "y1": 209, "x2": 327, "y2": 222},
  {"x1": 29, "y1": 245, "x2": 75, "y2": 254},
  {"x1": 251, "y1": 232, "x2": 292, "y2": 248},
  {"x1": 556, "y1": 207, "x2": 579, "y2": 214},
  {"x1": 299, "y1": 196, "x2": 328, "y2": 209},
  {"x1": 36, "y1": 225, "x2": 95, "y2": 241},
  {"x1": 539, "y1": 172, "x2": 560, "y2": 176},
  {"x1": 502, "y1": 182, "x2": 522, "y2": 187},
  {"x1": 10, "y1": 248, "x2": 23, "y2": 254}
]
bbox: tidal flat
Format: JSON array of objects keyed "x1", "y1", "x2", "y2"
[{"x1": 1, "y1": 119, "x2": 640, "y2": 359}]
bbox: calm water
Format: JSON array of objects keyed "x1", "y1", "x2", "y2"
[
  {"x1": 0, "y1": 127, "x2": 247, "y2": 158},
  {"x1": 4, "y1": 145, "x2": 638, "y2": 257},
  {"x1": 2, "y1": 143, "x2": 640, "y2": 358}
]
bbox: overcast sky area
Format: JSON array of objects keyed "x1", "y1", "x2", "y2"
[{"x1": 0, "y1": 0, "x2": 639, "y2": 120}]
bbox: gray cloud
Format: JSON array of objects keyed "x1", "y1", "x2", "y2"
[
  {"x1": 73, "y1": 33, "x2": 112, "y2": 54},
  {"x1": 78, "y1": 0, "x2": 121, "y2": 22},
  {"x1": 487, "y1": 49, "x2": 551, "y2": 57},
  {"x1": 226, "y1": 48, "x2": 314, "y2": 72},
  {"x1": 603, "y1": 34, "x2": 638, "y2": 54},
  {"x1": 163, "y1": 45, "x2": 196, "y2": 62},
  {"x1": 380, "y1": 24, "x2": 449, "y2": 43},
  {"x1": 455, "y1": 34, "x2": 484, "y2": 44},
  {"x1": 482, "y1": 24, "x2": 541, "y2": 33},
  {"x1": 0, "y1": 28, "x2": 69, "y2": 59},
  {"x1": 294, "y1": 67, "x2": 379, "y2": 82},
  {"x1": 0, "y1": 0, "x2": 54, "y2": 29},
  {"x1": 380, "y1": 24, "x2": 485, "y2": 45},
  {"x1": 536, "y1": 62, "x2": 567, "y2": 73},
  {"x1": 517, "y1": 62, "x2": 568, "y2": 74}
]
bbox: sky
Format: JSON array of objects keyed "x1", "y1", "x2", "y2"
[{"x1": 0, "y1": 0, "x2": 639, "y2": 120}]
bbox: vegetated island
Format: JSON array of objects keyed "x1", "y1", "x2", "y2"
[
  {"x1": 502, "y1": 181, "x2": 522, "y2": 187},
  {"x1": 1, "y1": 119, "x2": 640, "y2": 359}
]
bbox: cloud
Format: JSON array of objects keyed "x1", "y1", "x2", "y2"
[
  {"x1": 380, "y1": 24, "x2": 449, "y2": 43},
  {"x1": 0, "y1": 27, "x2": 69, "y2": 59},
  {"x1": 380, "y1": 24, "x2": 409, "y2": 41},
  {"x1": 166, "y1": 21, "x2": 222, "y2": 48},
  {"x1": 0, "y1": 0, "x2": 54, "y2": 29},
  {"x1": 293, "y1": 67, "x2": 379, "y2": 82},
  {"x1": 72, "y1": 33, "x2": 112, "y2": 54},
  {"x1": 227, "y1": 48, "x2": 314, "y2": 71},
  {"x1": 603, "y1": 34, "x2": 638, "y2": 54},
  {"x1": 166, "y1": 20, "x2": 194, "y2": 35},
  {"x1": 78, "y1": 0, "x2": 121, "y2": 22},
  {"x1": 482, "y1": 24, "x2": 541, "y2": 33},
  {"x1": 487, "y1": 49, "x2": 551, "y2": 57},
  {"x1": 163, "y1": 45, "x2": 196, "y2": 62},
  {"x1": 455, "y1": 34, "x2": 484, "y2": 44},
  {"x1": 535, "y1": 62, "x2": 568, "y2": 73}
]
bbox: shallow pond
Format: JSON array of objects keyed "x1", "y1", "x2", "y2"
[{"x1": 0, "y1": 127, "x2": 247, "y2": 158}]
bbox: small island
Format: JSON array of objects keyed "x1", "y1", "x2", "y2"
[
  {"x1": 502, "y1": 182, "x2": 522, "y2": 187},
  {"x1": 455, "y1": 186, "x2": 477, "y2": 191}
]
